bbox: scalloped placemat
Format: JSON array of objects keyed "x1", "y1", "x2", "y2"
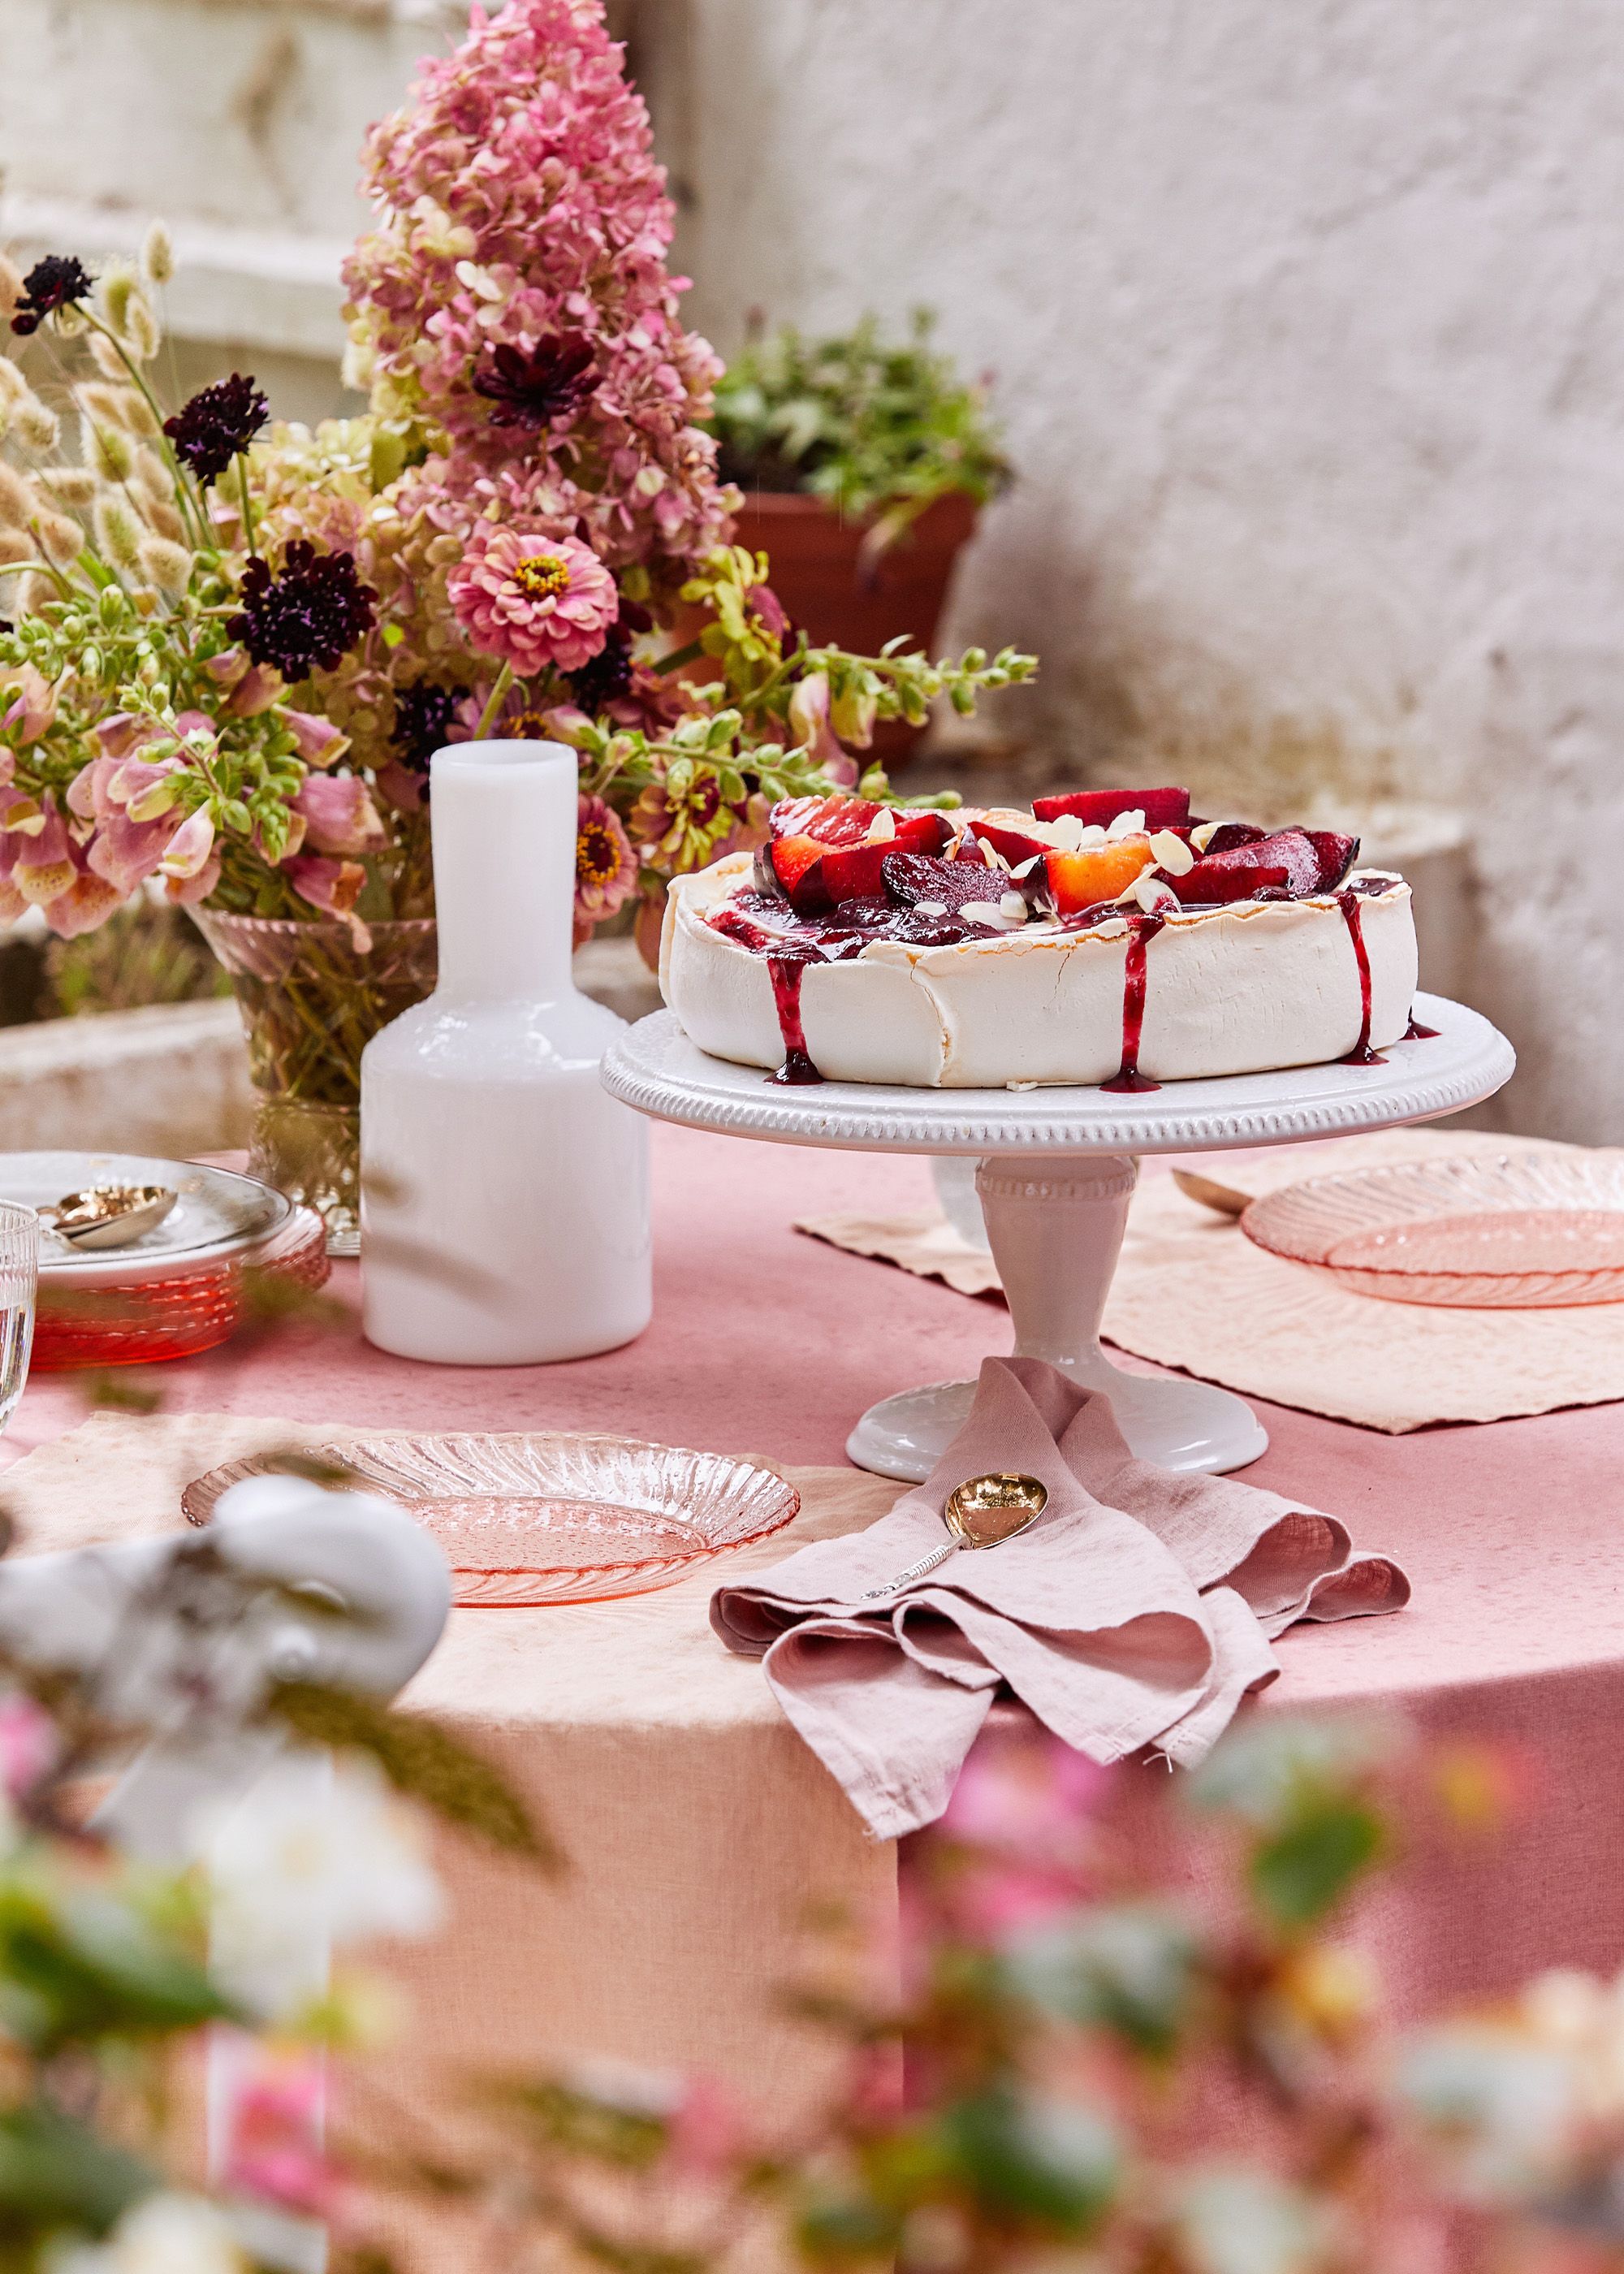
[{"x1": 796, "y1": 1129, "x2": 1624, "y2": 1433}]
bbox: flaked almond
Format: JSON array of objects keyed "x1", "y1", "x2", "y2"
[{"x1": 1147, "y1": 828, "x2": 1194, "y2": 875}]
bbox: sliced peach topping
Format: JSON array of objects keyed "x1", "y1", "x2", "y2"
[{"x1": 1043, "y1": 837, "x2": 1156, "y2": 915}]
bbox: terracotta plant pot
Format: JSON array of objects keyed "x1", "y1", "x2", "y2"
[{"x1": 734, "y1": 489, "x2": 978, "y2": 763}]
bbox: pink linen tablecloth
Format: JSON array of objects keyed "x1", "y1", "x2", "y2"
[{"x1": 6, "y1": 1123, "x2": 1624, "y2": 2064}]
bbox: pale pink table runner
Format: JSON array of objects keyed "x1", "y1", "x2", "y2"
[{"x1": 4, "y1": 1123, "x2": 1624, "y2": 2051}]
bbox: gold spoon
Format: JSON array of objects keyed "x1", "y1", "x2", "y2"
[
  {"x1": 38, "y1": 1182, "x2": 177, "y2": 1250},
  {"x1": 862, "y1": 1471, "x2": 1050, "y2": 1601},
  {"x1": 1172, "y1": 1169, "x2": 1255, "y2": 1217}
]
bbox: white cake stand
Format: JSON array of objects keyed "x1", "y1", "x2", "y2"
[{"x1": 602, "y1": 994, "x2": 1515, "y2": 1483}]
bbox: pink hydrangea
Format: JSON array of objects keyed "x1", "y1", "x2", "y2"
[
  {"x1": 343, "y1": 0, "x2": 734, "y2": 594},
  {"x1": 447, "y1": 526, "x2": 618, "y2": 676}
]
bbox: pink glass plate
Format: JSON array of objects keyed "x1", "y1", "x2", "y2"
[
  {"x1": 1242, "y1": 1152, "x2": 1624, "y2": 1307},
  {"x1": 182, "y1": 1432, "x2": 801, "y2": 1606}
]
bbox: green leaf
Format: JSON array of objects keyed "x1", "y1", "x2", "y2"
[
  {"x1": 936, "y1": 2088, "x2": 1118, "y2": 2235},
  {"x1": 1002, "y1": 1902, "x2": 1198, "y2": 2057},
  {"x1": 0, "y1": 2100, "x2": 154, "y2": 2242},
  {"x1": 269, "y1": 1682, "x2": 557, "y2": 1865},
  {"x1": 1250, "y1": 1798, "x2": 1383, "y2": 1929}
]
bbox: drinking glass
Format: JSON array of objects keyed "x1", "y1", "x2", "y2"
[{"x1": 0, "y1": 1204, "x2": 39, "y2": 1437}]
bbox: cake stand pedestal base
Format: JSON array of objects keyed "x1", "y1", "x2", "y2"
[{"x1": 844, "y1": 1152, "x2": 1269, "y2": 1481}]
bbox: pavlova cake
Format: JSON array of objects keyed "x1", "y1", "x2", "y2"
[{"x1": 659, "y1": 785, "x2": 1424, "y2": 1091}]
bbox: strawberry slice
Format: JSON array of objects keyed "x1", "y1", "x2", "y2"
[
  {"x1": 818, "y1": 843, "x2": 894, "y2": 904},
  {"x1": 769, "y1": 794, "x2": 881, "y2": 849},
  {"x1": 768, "y1": 832, "x2": 835, "y2": 914},
  {"x1": 1032, "y1": 785, "x2": 1190, "y2": 829},
  {"x1": 1043, "y1": 838, "x2": 1156, "y2": 915}
]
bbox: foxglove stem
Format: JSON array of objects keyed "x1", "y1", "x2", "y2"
[{"x1": 473, "y1": 663, "x2": 515, "y2": 741}]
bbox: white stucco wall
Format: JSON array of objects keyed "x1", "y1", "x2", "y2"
[
  {"x1": 641, "y1": 0, "x2": 1624, "y2": 1141},
  {"x1": 5, "y1": 0, "x2": 1620, "y2": 1135}
]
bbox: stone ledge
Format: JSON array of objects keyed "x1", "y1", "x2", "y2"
[{"x1": 0, "y1": 1000, "x2": 253, "y2": 1156}]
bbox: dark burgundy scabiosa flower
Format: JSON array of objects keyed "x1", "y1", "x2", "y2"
[
  {"x1": 471, "y1": 335, "x2": 599, "y2": 431},
  {"x1": 390, "y1": 681, "x2": 460, "y2": 774},
  {"x1": 228, "y1": 543, "x2": 377, "y2": 681},
  {"x1": 564, "y1": 633, "x2": 635, "y2": 714},
  {"x1": 563, "y1": 595, "x2": 652, "y2": 714},
  {"x1": 10, "y1": 255, "x2": 93, "y2": 336},
  {"x1": 163, "y1": 374, "x2": 270, "y2": 482}
]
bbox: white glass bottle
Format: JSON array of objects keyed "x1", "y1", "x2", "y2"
[{"x1": 360, "y1": 740, "x2": 651, "y2": 1364}]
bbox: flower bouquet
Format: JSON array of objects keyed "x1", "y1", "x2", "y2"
[{"x1": 0, "y1": 0, "x2": 1034, "y2": 1243}]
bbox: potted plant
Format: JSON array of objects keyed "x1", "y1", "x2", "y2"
[
  {"x1": 708, "y1": 312, "x2": 1012, "y2": 756},
  {"x1": 0, "y1": 0, "x2": 1034, "y2": 1251}
]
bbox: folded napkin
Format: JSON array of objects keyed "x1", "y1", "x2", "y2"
[{"x1": 711, "y1": 1357, "x2": 1409, "y2": 1840}]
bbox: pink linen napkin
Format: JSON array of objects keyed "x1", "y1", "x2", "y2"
[{"x1": 711, "y1": 1357, "x2": 1409, "y2": 1840}]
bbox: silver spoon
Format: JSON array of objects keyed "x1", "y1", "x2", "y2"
[
  {"x1": 862, "y1": 1471, "x2": 1050, "y2": 1601},
  {"x1": 38, "y1": 1182, "x2": 177, "y2": 1250}
]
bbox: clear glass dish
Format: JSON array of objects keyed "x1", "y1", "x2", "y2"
[
  {"x1": 182, "y1": 1433, "x2": 801, "y2": 1605},
  {"x1": 1242, "y1": 1151, "x2": 1624, "y2": 1307}
]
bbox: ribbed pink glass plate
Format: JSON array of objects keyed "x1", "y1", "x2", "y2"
[
  {"x1": 182, "y1": 1433, "x2": 801, "y2": 1605},
  {"x1": 1242, "y1": 1152, "x2": 1624, "y2": 1307}
]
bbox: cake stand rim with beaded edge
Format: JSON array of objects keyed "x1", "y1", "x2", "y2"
[{"x1": 600, "y1": 995, "x2": 1515, "y2": 1482}]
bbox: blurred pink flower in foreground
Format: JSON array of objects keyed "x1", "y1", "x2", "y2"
[
  {"x1": 0, "y1": 1694, "x2": 55, "y2": 1802},
  {"x1": 221, "y1": 2056, "x2": 344, "y2": 2220}
]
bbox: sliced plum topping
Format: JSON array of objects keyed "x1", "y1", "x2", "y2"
[
  {"x1": 1303, "y1": 829, "x2": 1360, "y2": 891},
  {"x1": 883, "y1": 852, "x2": 1016, "y2": 914},
  {"x1": 1032, "y1": 785, "x2": 1190, "y2": 829},
  {"x1": 966, "y1": 817, "x2": 1052, "y2": 869},
  {"x1": 1176, "y1": 828, "x2": 1355, "y2": 905},
  {"x1": 1192, "y1": 820, "x2": 1268, "y2": 856}
]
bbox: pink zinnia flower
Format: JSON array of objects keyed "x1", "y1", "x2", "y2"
[
  {"x1": 447, "y1": 527, "x2": 617, "y2": 677},
  {"x1": 574, "y1": 794, "x2": 638, "y2": 943}
]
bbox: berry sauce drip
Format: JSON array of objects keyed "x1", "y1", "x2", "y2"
[
  {"x1": 1404, "y1": 1012, "x2": 1440, "y2": 1040},
  {"x1": 765, "y1": 957, "x2": 821, "y2": 1086},
  {"x1": 1101, "y1": 914, "x2": 1166, "y2": 1093},
  {"x1": 709, "y1": 906, "x2": 829, "y2": 1084},
  {"x1": 1337, "y1": 890, "x2": 1384, "y2": 1066}
]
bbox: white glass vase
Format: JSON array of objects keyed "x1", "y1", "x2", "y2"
[{"x1": 359, "y1": 740, "x2": 651, "y2": 1364}]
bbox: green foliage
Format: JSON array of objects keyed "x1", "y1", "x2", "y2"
[
  {"x1": 268, "y1": 1681, "x2": 555, "y2": 1866},
  {"x1": 0, "y1": 1871, "x2": 229, "y2": 2056},
  {"x1": 45, "y1": 898, "x2": 229, "y2": 1016},
  {"x1": 1000, "y1": 1901, "x2": 1199, "y2": 2058},
  {"x1": 0, "y1": 2100, "x2": 154, "y2": 2249},
  {"x1": 935, "y1": 2087, "x2": 1120, "y2": 2236},
  {"x1": 708, "y1": 312, "x2": 1011, "y2": 535}
]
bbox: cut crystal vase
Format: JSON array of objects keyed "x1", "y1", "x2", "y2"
[{"x1": 192, "y1": 908, "x2": 438, "y2": 1255}]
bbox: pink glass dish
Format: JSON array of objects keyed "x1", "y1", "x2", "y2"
[
  {"x1": 181, "y1": 1432, "x2": 801, "y2": 1606},
  {"x1": 1242, "y1": 1152, "x2": 1624, "y2": 1307}
]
